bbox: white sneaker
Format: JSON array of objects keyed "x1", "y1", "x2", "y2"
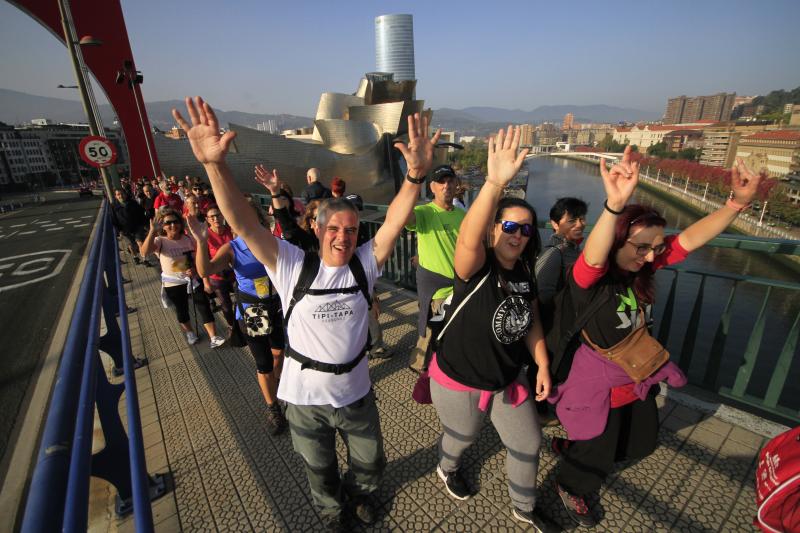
[
  {"x1": 209, "y1": 335, "x2": 226, "y2": 349},
  {"x1": 185, "y1": 331, "x2": 199, "y2": 345}
]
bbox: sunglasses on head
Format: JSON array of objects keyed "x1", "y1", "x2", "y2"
[{"x1": 500, "y1": 220, "x2": 533, "y2": 237}]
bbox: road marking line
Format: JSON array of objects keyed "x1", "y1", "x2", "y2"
[
  {"x1": 18, "y1": 231, "x2": 36, "y2": 235},
  {"x1": 10, "y1": 224, "x2": 26, "y2": 228},
  {"x1": 80, "y1": 215, "x2": 93, "y2": 219},
  {"x1": 73, "y1": 223, "x2": 90, "y2": 227},
  {"x1": 0, "y1": 250, "x2": 72, "y2": 292},
  {"x1": 59, "y1": 218, "x2": 76, "y2": 222},
  {"x1": 45, "y1": 227, "x2": 63, "y2": 231}
]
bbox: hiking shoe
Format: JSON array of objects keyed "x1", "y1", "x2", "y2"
[
  {"x1": 551, "y1": 437, "x2": 570, "y2": 457},
  {"x1": 351, "y1": 495, "x2": 377, "y2": 525},
  {"x1": 185, "y1": 331, "x2": 199, "y2": 345},
  {"x1": 209, "y1": 335, "x2": 226, "y2": 349},
  {"x1": 265, "y1": 404, "x2": 287, "y2": 435},
  {"x1": 368, "y1": 346, "x2": 393, "y2": 360},
  {"x1": 437, "y1": 465, "x2": 473, "y2": 500},
  {"x1": 512, "y1": 507, "x2": 562, "y2": 533},
  {"x1": 321, "y1": 513, "x2": 344, "y2": 533},
  {"x1": 555, "y1": 482, "x2": 595, "y2": 527}
]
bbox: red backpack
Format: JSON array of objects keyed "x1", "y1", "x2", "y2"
[{"x1": 755, "y1": 426, "x2": 800, "y2": 533}]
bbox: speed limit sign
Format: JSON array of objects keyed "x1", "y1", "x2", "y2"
[{"x1": 79, "y1": 136, "x2": 118, "y2": 168}]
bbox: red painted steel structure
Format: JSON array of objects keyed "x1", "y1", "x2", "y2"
[{"x1": 10, "y1": 0, "x2": 161, "y2": 181}]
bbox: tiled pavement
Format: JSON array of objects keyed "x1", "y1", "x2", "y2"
[{"x1": 93, "y1": 254, "x2": 764, "y2": 532}]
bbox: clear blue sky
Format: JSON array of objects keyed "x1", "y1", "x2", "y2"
[{"x1": 1, "y1": 0, "x2": 798, "y2": 117}]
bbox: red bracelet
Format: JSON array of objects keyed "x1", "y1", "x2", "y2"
[{"x1": 726, "y1": 197, "x2": 751, "y2": 212}]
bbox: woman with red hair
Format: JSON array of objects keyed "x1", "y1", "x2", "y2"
[{"x1": 551, "y1": 146, "x2": 761, "y2": 527}]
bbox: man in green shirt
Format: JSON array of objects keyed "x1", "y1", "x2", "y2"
[{"x1": 405, "y1": 165, "x2": 466, "y2": 372}]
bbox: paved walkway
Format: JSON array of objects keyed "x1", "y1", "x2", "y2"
[{"x1": 94, "y1": 253, "x2": 764, "y2": 532}]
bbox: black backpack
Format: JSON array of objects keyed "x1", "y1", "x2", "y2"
[
  {"x1": 282, "y1": 252, "x2": 373, "y2": 375},
  {"x1": 545, "y1": 266, "x2": 611, "y2": 383}
]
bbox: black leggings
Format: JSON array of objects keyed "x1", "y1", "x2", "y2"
[
  {"x1": 164, "y1": 284, "x2": 215, "y2": 325},
  {"x1": 210, "y1": 277, "x2": 235, "y2": 326},
  {"x1": 557, "y1": 393, "x2": 659, "y2": 496}
]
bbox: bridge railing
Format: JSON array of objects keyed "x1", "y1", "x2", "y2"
[
  {"x1": 361, "y1": 215, "x2": 800, "y2": 424},
  {"x1": 21, "y1": 203, "x2": 165, "y2": 533}
]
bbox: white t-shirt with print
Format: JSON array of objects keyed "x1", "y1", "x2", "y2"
[{"x1": 267, "y1": 238, "x2": 381, "y2": 407}]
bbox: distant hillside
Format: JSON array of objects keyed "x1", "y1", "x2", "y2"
[
  {"x1": 0, "y1": 88, "x2": 313, "y2": 131},
  {"x1": 459, "y1": 104, "x2": 661, "y2": 124},
  {"x1": 752, "y1": 86, "x2": 800, "y2": 113}
]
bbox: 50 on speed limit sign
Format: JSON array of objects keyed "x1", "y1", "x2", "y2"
[{"x1": 78, "y1": 136, "x2": 118, "y2": 168}]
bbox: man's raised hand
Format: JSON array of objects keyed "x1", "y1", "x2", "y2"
[
  {"x1": 172, "y1": 97, "x2": 236, "y2": 165},
  {"x1": 487, "y1": 125, "x2": 530, "y2": 186},
  {"x1": 599, "y1": 145, "x2": 639, "y2": 209},
  {"x1": 254, "y1": 164, "x2": 281, "y2": 195},
  {"x1": 393, "y1": 113, "x2": 441, "y2": 178}
]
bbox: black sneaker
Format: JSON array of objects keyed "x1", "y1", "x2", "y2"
[
  {"x1": 437, "y1": 465, "x2": 473, "y2": 500},
  {"x1": 133, "y1": 256, "x2": 142, "y2": 265},
  {"x1": 321, "y1": 513, "x2": 344, "y2": 533},
  {"x1": 555, "y1": 482, "x2": 596, "y2": 527},
  {"x1": 512, "y1": 507, "x2": 562, "y2": 533},
  {"x1": 265, "y1": 404, "x2": 287, "y2": 436},
  {"x1": 351, "y1": 495, "x2": 377, "y2": 525}
]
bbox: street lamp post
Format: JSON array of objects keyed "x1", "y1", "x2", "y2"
[{"x1": 57, "y1": 0, "x2": 115, "y2": 201}]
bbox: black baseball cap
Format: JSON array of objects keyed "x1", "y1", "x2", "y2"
[{"x1": 430, "y1": 165, "x2": 457, "y2": 183}]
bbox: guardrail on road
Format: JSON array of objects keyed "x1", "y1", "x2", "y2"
[{"x1": 21, "y1": 202, "x2": 165, "y2": 533}]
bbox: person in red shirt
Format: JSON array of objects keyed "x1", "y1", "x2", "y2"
[
  {"x1": 551, "y1": 146, "x2": 762, "y2": 528},
  {"x1": 154, "y1": 180, "x2": 184, "y2": 214},
  {"x1": 203, "y1": 205, "x2": 235, "y2": 330}
]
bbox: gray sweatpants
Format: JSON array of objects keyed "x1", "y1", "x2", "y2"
[{"x1": 431, "y1": 375, "x2": 542, "y2": 512}]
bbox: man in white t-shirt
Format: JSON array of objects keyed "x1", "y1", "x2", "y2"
[{"x1": 173, "y1": 96, "x2": 440, "y2": 530}]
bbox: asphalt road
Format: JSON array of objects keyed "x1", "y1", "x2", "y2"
[{"x1": 0, "y1": 194, "x2": 101, "y2": 462}]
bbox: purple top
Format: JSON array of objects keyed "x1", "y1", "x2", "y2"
[{"x1": 547, "y1": 343, "x2": 687, "y2": 441}]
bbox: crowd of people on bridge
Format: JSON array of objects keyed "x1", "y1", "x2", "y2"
[{"x1": 112, "y1": 94, "x2": 762, "y2": 531}]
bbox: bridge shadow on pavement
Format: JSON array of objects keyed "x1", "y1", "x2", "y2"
[{"x1": 99, "y1": 248, "x2": 762, "y2": 532}]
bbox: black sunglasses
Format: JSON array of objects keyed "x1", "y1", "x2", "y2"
[
  {"x1": 500, "y1": 220, "x2": 533, "y2": 237},
  {"x1": 162, "y1": 219, "x2": 181, "y2": 226}
]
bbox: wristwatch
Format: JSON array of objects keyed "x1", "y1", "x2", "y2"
[{"x1": 405, "y1": 171, "x2": 425, "y2": 184}]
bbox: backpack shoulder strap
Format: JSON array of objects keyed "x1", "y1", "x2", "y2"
[
  {"x1": 436, "y1": 269, "x2": 492, "y2": 343},
  {"x1": 284, "y1": 252, "x2": 321, "y2": 324},
  {"x1": 348, "y1": 253, "x2": 372, "y2": 308},
  {"x1": 551, "y1": 273, "x2": 612, "y2": 369}
]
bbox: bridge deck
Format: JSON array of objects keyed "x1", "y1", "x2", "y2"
[{"x1": 92, "y1": 254, "x2": 763, "y2": 532}]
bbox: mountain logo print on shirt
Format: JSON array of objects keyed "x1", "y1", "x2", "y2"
[
  {"x1": 492, "y1": 294, "x2": 532, "y2": 344},
  {"x1": 312, "y1": 300, "x2": 354, "y2": 322}
]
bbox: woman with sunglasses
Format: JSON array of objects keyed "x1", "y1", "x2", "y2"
[
  {"x1": 550, "y1": 147, "x2": 761, "y2": 527},
  {"x1": 204, "y1": 205, "x2": 236, "y2": 332},
  {"x1": 140, "y1": 209, "x2": 226, "y2": 348},
  {"x1": 186, "y1": 202, "x2": 288, "y2": 435},
  {"x1": 429, "y1": 126, "x2": 558, "y2": 532}
]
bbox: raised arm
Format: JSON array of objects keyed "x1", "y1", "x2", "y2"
[
  {"x1": 677, "y1": 158, "x2": 761, "y2": 253},
  {"x1": 582, "y1": 145, "x2": 639, "y2": 267},
  {"x1": 454, "y1": 126, "x2": 529, "y2": 280},
  {"x1": 172, "y1": 97, "x2": 278, "y2": 271},
  {"x1": 373, "y1": 113, "x2": 441, "y2": 268},
  {"x1": 139, "y1": 217, "x2": 160, "y2": 257},
  {"x1": 254, "y1": 165, "x2": 290, "y2": 211},
  {"x1": 186, "y1": 213, "x2": 233, "y2": 277}
]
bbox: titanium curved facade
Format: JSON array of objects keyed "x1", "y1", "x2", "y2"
[
  {"x1": 348, "y1": 100, "x2": 425, "y2": 137},
  {"x1": 375, "y1": 14, "x2": 415, "y2": 82},
  {"x1": 314, "y1": 119, "x2": 382, "y2": 155},
  {"x1": 312, "y1": 92, "x2": 365, "y2": 142},
  {"x1": 154, "y1": 124, "x2": 396, "y2": 203}
]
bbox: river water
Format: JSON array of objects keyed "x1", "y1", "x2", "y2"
[{"x1": 524, "y1": 156, "x2": 800, "y2": 414}]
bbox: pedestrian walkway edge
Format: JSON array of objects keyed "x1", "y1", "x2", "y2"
[{"x1": 0, "y1": 205, "x2": 105, "y2": 532}]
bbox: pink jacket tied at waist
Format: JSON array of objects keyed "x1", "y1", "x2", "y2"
[
  {"x1": 429, "y1": 354, "x2": 529, "y2": 411},
  {"x1": 548, "y1": 343, "x2": 687, "y2": 441}
]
